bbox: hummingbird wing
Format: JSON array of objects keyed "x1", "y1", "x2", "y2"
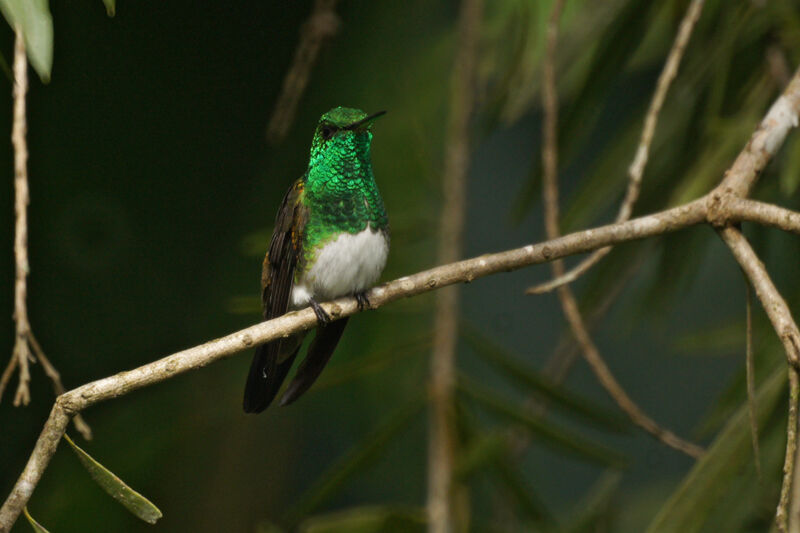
[{"x1": 243, "y1": 178, "x2": 308, "y2": 413}]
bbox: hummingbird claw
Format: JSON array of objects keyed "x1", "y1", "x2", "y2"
[
  {"x1": 309, "y1": 299, "x2": 331, "y2": 325},
  {"x1": 355, "y1": 292, "x2": 371, "y2": 311}
]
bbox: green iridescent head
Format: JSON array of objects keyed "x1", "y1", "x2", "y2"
[{"x1": 307, "y1": 107, "x2": 385, "y2": 173}]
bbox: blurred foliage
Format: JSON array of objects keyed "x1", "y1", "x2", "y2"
[{"x1": 1, "y1": 0, "x2": 799, "y2": 532}]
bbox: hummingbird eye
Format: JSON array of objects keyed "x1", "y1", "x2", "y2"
[{"x1": 320, "y1": 125, "x2": 336, "y2": 140}]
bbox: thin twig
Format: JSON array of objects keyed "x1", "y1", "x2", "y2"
[
  {"x1": 777, "y1": 368, "x2": 799, "y2": 533},
  {"x1": 539, "y1": 0, "x2": 702, "y2": 458},
  {"x1": 27, "y1": 332, "x2": 92, "y2": 440},
  {"x1": 720, "y1": 229, "x2": 800, "y2": 369},
  {"x1": 543, "y1": 250, "x2": 647, "y2": 383},
  {"x1": 10, "y1": 29, "x2": 31, "y2": 407},
  {"x1": 718, "y1": 228, "x2": 800, "y2": 530},
  {"x1": 0, "y1": 355, "x2": 18, "y2": 400},
  {"x1": 528, "y1": 0, "x2": 706, "y2": 295},
  {"x1": 3, "y1": 31, "x2": 91, "y2": 440},
  {"x1": 266, "y1": 0, "x2": 340, "y2": 143},
  {"x1": 744, "y1": 277, "x2": 762, "y2": 482},
  {"x1": 707, "y1": 64, "x2": 800, "y2": 531},
  {"x1": 427, "y1": 1, "x2": 482, "y2": 531}
]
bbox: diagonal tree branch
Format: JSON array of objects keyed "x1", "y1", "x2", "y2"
[
  {"x1": 265, "y1": 0, "x2": 340, "y2": 143},
  {"x1": 538, "y1": 0, "x2": 702, "y2": 458},
  {"x1": 709, "y1": 64, "x2": 800, "y2": 532},
  {"x1": 529, "y1": 0, "x2": 706, "y2": 295}
]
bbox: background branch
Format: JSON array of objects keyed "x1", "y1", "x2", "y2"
[
  {"x1": 265, "y1": 0, "x2": 340, "y2": 144},
  {"x1": 529, "y1": 0, "x2": 706, "y2": 295},
  {"x1": 539, "y1": 0, "x2": 702, "y2": 458},
  {"x1": 427, "y1": 1, "x2": 482, "y2": 531}
]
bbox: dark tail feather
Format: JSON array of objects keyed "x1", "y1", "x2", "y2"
[
  {"x1": 279, "y1": 317, "x2": 349, "y2": 406},
  {"x1": 243, "y1": 338, "x2": 301, "y2": 413}
]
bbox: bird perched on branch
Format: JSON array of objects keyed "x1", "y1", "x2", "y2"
[{"x1": 243, "y1": 107, "x2": 389, "y2": 413}]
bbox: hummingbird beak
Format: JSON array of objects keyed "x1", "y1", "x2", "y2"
[{"x1": 344, "y1": 110, "x2": 387, "y2": 131}]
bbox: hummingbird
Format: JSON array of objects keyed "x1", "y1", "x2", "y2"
[{"x1": 243, "y1": 107, "x2": 389, "y2": 413}]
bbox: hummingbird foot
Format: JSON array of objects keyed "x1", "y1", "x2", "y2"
[
  {"x1": 309, "y1": 298, "x2": 331, "y2": 325},
  {"x1": 355, "y1": 291, "x2": 371, "y2": 311}
]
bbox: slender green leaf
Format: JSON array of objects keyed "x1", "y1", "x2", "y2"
[
  {"x1": 463, "y1": 325, "x2": 629, "y2": 432},
  {"x1": 780, "y1": 134, "x2": 800, "y2": 197},
  {"x1": 0, "y1": 0, "x2": 53, "y2": 82},
  {"x1": 491, "y1": 456, "x2": 554, "y2": 526},
  {"x1": 102, "y1": 0, "x2": 115, "y2": 17},
  {"x1": 299, "y1": 505, "x2": 425, "y2": 533},
  {"x1": 312, "y1": 335, "x2": 430, "y2": 391},
  {"x1": 285, "y1": 397, "x2": 425, "y2": 525},
  {"x1": 63, "y1": 433, "x2": 163, "y2": 524},
  {"x1": 563, "y1": 471, "x2": 621, "y2": 533},
  {"x1": 458, "y1": 375, "x2": 627, "y2": 467},
  {"x1": 23, "y1": 507, "x2": 50, "y2": 533},
  {"x1": 645, "y1": 365, "x2": 787, "y2": 533},
  {"x1": 673, "y1": 321, "x2": 746, "y2": 356},
  {"x1": 454, "y1": 430, "x2": 507, "y2": 480}
]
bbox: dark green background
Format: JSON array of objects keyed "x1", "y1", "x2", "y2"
[{"x1": 2, "y1": 1, "x2": 799, "y2": 531}]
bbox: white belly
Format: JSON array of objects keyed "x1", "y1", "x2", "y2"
[{"x1": 291, "y1": 227, "x2": 389, "y2": 309}]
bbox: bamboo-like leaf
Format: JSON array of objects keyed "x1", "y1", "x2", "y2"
[
  {"x1": 284, "y1": 397, "x2": 425, "y2": 525},
  {"x1": 779, "y1": 134, "x2": 800, "y2": 197},
  {"x1": 0, "y1": 0, "x2": 53, "y2": 82},
  {"x1": 454, "y1": 430, "x2": 507, "y2": 481},
  {"x1": 491, "y1": 456, "x2": 553, "y2": 526},
  {"x1": 63, "y1": 433, "x2": 163, "y2": 524},
  {"x1": 102, "y1": 0, "x2": 115, "y2": 17},
  {"x1": 455, "y1": 401, "x2": 554, "y2": 525},
  {"x1": 299, "y1": 505, "x2": 425, "y2": 533},
  {"x1": 645, "y1": 365, "x2": 787, "y2": 533},
  {"x1": 23, "y1": 507, "x2": 50, "y2": 533},
  {"x1": 458, "y1": 375, "x2": 626, "y2": 467},
  {"x1": 673, "y1": 321, "x2": 746, "y2": 356},
  {"x1": 563, "y1": 470, "x2": 622, "y2": 533},
  {"x1": 463, "y1": 325, "x2": 629, "y2": 432}
]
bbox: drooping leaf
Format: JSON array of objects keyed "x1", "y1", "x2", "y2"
[
  {"x1": 463, "y1": 324, "x2": 629, "y2": 432},
  {"x1": 284, "y1": 397, "x2": 425, "y2": 525},
  {"x1": 0, "y1": 0, "x2": 53, "y2": 82},
  {"x1": 645, "y1": 365, "x2": 787, "y2": 533},
  {"x1": 298, "y1": 505, "x2": 425, "y2": 533},
  {"x1": 23, "y1": 507, "x2": 50, "y2": 533},
  {"x1": 458, "y1": 374, "x2": 627, "y2": 467},
  {"x1": 63, "y1": 433, "x2": 163, "y2": 524},
  {"x1": 102, "y1": 0, "x2": 115, "y2": 17}
]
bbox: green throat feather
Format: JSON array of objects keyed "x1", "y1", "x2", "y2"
[{"x1": 300, "y1": 107, "x2": 388, "y2": 267}]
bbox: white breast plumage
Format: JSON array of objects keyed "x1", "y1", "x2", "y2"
[{"x1": 290, "y1": 227, "x2": 389, "y2": 309}]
